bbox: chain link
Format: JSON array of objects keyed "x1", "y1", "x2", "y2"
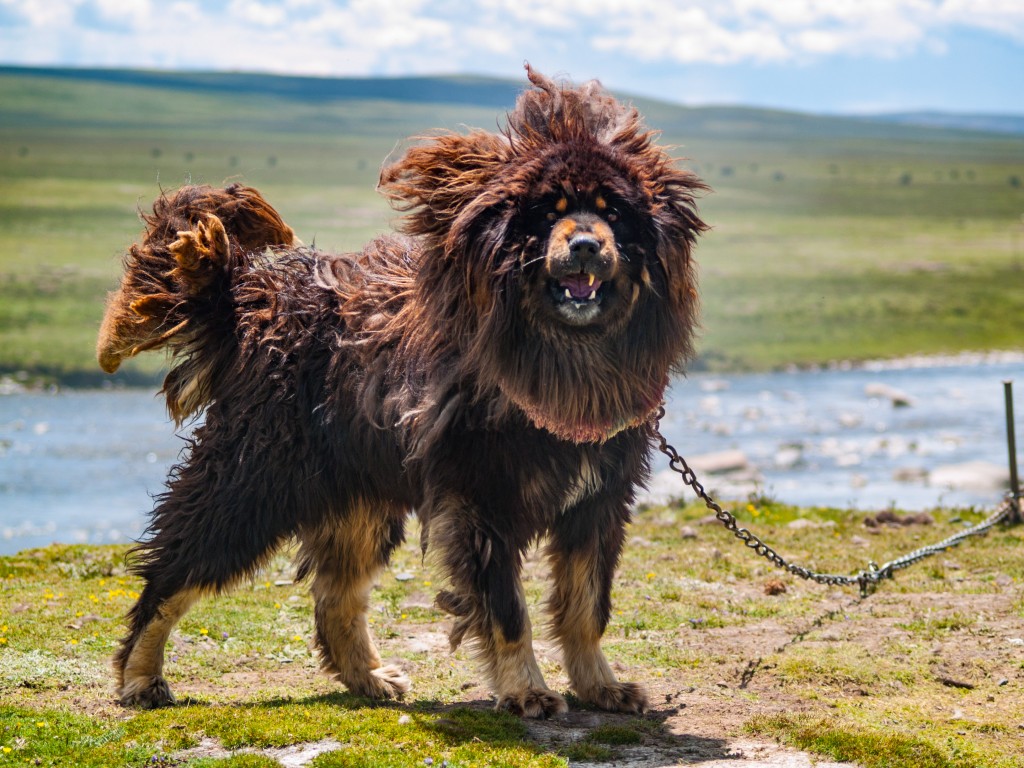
[{"x1": 652, "y1": 406, "x2": 1019, "y2": 597}]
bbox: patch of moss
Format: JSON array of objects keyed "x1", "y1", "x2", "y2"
[{"x1": 747, "y1": 714, "x2": 1002, "y2": 768}]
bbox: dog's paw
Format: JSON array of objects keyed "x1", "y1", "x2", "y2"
[
  {"x1": 118, "y1": 675, "x2": 176, "y2": 709},
  {"x1": 496, "y1": 687, "x2": 568, "y2": 719},
  {"x1": 371, "y1": 664, "x2": 412, "y2": 698},
  {"x1": 579, "y1": 681, "x2": 649, "y2": 714},
  {"x1": 348, "y1": 664, "x2": 411, "y2": 700}
]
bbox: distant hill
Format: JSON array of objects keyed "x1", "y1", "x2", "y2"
[
  {"x1": 868, "y1": 112, "x2": 1024, "y2": 136},
  {"x1": 0, "y1": 65, "x2": 522, "y2": 108},
  {"x1": 3, "y1": 64, "x2": 1023, "y2": 142}
]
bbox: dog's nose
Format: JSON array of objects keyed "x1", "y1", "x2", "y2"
[{"x1": 568, "y1": 234, "x2": 600, "y2": 266}]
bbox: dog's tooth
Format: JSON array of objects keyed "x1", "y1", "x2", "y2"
[
  {"x1": 588, "y1": 274, "x2": 595, "y2": 287},
  {"x1": 588, "y1": 290, "x2": 597, "y2": 301},
  {"x1": 564, "y1": 288, "x2": 572, "y2": 299}
]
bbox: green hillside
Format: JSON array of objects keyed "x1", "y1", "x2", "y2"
[{"x1": 1, "y1": 66, "x2": 1023, "y2": 382}]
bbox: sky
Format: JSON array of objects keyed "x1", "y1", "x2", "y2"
[{"x1": 1, "y1": 0, "x2": 1023, "y2": 115}]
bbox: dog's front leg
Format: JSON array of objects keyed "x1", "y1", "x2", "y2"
[
  {"x1": 431, "y1": 502, "x2": 567, "y2": 718},
  {"x1": 546, "y1": 494, "x2": 649, "y2": 714}
]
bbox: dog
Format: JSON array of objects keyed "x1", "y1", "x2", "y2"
[{"x1": 97, "y1": 66, "x2": 707, "y2": 717}]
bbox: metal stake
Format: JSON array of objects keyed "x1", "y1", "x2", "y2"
[{"x1": 1005, "y1": 380, "x2": 1022, "y2": 524}]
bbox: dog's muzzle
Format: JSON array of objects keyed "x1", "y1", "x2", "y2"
[{"x1": 546, "y1": 219, "x2": 619, "y2": 325}]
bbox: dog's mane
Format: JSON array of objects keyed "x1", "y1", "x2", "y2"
[
  {"x1": 377, "y1": 65, "x2": 708, "y2": 445},
  {"x1": 508, "y1": 66, "x2": 637, "y2": 147}
]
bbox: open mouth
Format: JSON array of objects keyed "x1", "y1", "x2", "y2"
[{"x1": 550, "y1": 272, "x2": 605, "y2": 307}]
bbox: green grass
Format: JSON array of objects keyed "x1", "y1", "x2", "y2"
[
  {"x1": 1, "y1": 69, "x2": 1023, "y2": 381},
  {"x1": 747, "y1": 714, "x2": 985, "y2": 768},
  {"x1": 0, "y1": 702, "x2": 564, "y2": 767}
]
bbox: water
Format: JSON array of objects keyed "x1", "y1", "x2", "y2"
[
  {"x1": 658, "y1": 355, "x2": 1023, "y2": 511},
  {"x1": 1, "y1": 356, "x2": 1021, "y2": 555},
  {"x1": 0, "y1": 389, "x2": 184, "y2": 555}
]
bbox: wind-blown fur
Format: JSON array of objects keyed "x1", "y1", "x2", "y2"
[{"x1": 102, "y1": 66, "x2": 707, "y2": 717}]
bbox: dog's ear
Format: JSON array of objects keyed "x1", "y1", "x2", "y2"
[
  {"x1": 379, "y1": 131, "x2": 511, "y2": 252},
  {"x1": 607, "y1": 121, "x2": 708, "y2": 306},
  {"x1": 650, "y1": 163, "x2": 708, "y2": 305}
]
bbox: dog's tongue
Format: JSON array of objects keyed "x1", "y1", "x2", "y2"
[{"x1": 560, "y1": 274, "x2": 600, "y2": 299}]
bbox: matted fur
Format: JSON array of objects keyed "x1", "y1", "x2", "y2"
[
  {"x1": 97, "y1": 183, "x2": 297, "y2": 421},
  {"x1": 104, "y1": 66, "x2": 707, "y2": 717}
]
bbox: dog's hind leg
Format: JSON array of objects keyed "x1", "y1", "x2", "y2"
[
  {"x1": 115, "y1": 414, "x2": 295, "y2": 708},
  {"x1": 116, "y1": 522, "x2": 285, "y2": 708},
  {"x1": 115, "y1": 584, "x2": 202, "y2": 708},
  {"x1": 297, "y1": 502, "x2": 411, "y2": 699},
  {"x1": 116, "y1": 526, "x2": 287, "y2": 708},
  {"x1": 546, "y1": 494, "x2": 649, "y2": 714}
]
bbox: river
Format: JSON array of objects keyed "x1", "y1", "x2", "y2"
[{"x1": 1, "y1": 354, "x2": 1021, "y2": 555}]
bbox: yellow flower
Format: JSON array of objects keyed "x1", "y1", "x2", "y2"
[
  {"x1": 199, "y1": 628, "x2": 209, "y2": 636},
  {"x1": 1, "y1": 746, "x2": 10, "y2": 753}
]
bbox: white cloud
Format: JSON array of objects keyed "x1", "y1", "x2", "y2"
[
  {"x1": 227, "y1": 0, "x2": 287, "y2": 27},
  {"x1": 0, "y1": 0, "x2": 81, "y2": 27},
  {"x1": 939, "y1": 0, "x2": 1024, "y2": 40},
  {"x1": 594, "y1": 5, "x2": 791, "y2": 65},
  {"x1": 0, "y1": 0, "x2": 1022, "y2": 75},
  {"x1": 93, "y1": 0, "x2": 152, "y2": 28},
  {"x1": 588, "y1": 0, "x2": 941, "y2": 64}
]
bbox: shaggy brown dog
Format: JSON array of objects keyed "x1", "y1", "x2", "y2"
[{"x1": 98, "y1": 66, "x2": 706, "y2": 717}]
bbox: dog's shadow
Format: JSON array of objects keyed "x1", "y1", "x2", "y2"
[{"x1": 195, "y1": 692, "x2": 735, "y2": 764}]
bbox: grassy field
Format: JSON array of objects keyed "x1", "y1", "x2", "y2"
[
  {"x1": 1, "y1": 500, "x2": 1021, "y2": 766},
  {"x1": 1, "y1": 68, "x2": 1023, "y2": 382}
]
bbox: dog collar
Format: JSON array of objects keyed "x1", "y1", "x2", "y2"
[{"x1": 520, "y1": 378, "x2": 667, "y2": 444}]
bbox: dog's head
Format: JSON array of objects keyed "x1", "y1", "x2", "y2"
[{"x1": 380, "y1": 66, "x2": 708, "y2": 442}]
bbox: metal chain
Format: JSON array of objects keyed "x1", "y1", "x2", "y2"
[{"x1": 651, "y1": 406, "x2": 1020, "y2": 597}]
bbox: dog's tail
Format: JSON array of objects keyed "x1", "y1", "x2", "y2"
[{"x1": 97, "y1": 183, "x2": 297, "y2": 421}]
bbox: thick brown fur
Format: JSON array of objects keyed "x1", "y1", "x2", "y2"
[
  {"x1": 97, "y1": 183, "x2": 297, "y2": 421},
  {"x1": 103, "y1": 66, "x2": 707, "y2": 717}
]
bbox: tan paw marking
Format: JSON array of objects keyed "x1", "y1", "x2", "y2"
[
  {"x1": 118, "y1": 675, "x2": 176, "y2": 709},
  {"x1": 347, "y1": 664, "x2": 411, "y2": 700},
  {"x1": 496, "y1": 687, "x2": 568, "y2": 719},
  {"x1": 582, "y1": 681, "x2": 649, "y2": 714}
]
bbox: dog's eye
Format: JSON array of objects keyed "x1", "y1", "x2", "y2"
[
  {"x1": 546, "y1": 212, "x2": 558, "y2": 222},
  {"x1": 605, "y1": 208, "x2": 620, "y2": 224}
]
